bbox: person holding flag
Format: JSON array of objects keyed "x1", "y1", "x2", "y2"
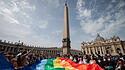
[{"x1": 17, "y1": 48, "x2": 34, "y2": 69}]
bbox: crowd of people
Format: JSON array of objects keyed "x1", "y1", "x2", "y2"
[
  {"x1": 1, "y1": 50, "x2": 125, "y2": 70},
  {"x1": 69, "y1": 54, "x2": 125, "y2": 70},
  {"x1": 1, "y1": 49, "x2": 41, "y2": 69}
]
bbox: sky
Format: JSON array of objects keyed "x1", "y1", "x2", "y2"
[{"x1": 0, "y1": 0, "x2": 125, "y2": 50}]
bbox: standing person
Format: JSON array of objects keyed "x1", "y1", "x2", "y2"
[
  {"x1": 17, "y1": 51, "x2": 28, "y2": 69},
  {"x1": 105, "y1": 57, "x2": 114, "y2": 70},
  {"x1": 17, "y1": 48, "x2": 34, "y2": 69},
  {"x1": 78, "y1": 57, "x2": 83, "y2": 64},
  {"x1": 96, "y1": 57, "x2": 104, "y2": 68},
  {"x1": 115, "y1": 59, "x2": 125, "y2": 70},
  {"x1": 83, "y1": 55, "x2": 88, "y2": 64},
  {"x1": 69, "y1": 55, "x2": 73, "y2": 61},
  {"x1": 89, "y1": 55, "x2": 96, "y2": 65},
  {"x1": 73, "y1": 57, "x2": 77, "y2": 63}
]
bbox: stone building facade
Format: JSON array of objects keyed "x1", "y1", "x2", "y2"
[
  {"x1": 81, "y1": 34, "x2": 125, "y2": 56},
  {"x1": 0, "y1": 40, "x2": 82, "y2": 57}
]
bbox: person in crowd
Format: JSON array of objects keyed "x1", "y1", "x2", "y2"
[
  {"x1": 96, "y1": 57, "x2": 104, "y2": 68},
  {"x1": 17, "y1": 48, "x2": 34, "y2": 69},
  {"x1": 69, "y1": 55, "x2": 73, "y2": 61},
  {"x1": 78, "y1": 56, "x2": 83, "y2": 64},
  {"x1": 104, "y1": 57, "x2": 114, "y2": 70},
  {"x1": 73, "y1": 57, "x2": 77, "y2": 63},
  {"x1": 83, "y1": 55, "x2": 88, "y2": 64},
  {"x1": 89, "y1": 55, "x2": 96, "y2": 64},
  {"x1": 115, "y1": 59, "x2": 125, "y2": 70}
]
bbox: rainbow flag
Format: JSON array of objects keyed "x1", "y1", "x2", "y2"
[{"x1": 22, "y1": 57, "x2": 104, "y2": 70}]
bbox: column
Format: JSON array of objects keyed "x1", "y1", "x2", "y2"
[
  {"x1": 88, "y1": 47, "x2": 91, "y2": 55},
  {"x1": 82, "y1": 48, "x2": 85, "y2": 54},
  {"x1": 1, "y1": 46, "x2": 3, "y2": 50},
  {"x1": 92, "y1": 47, "x2": 96, "y2": 55},
  {"x1": 99, "y1": 47, "x2": 102, "y2": 56},
  {"x1": 12, "y1": 47, "x2": 14, "y2": 53},
  {"x1": 102, "y1": 47, "x2": 105, "y2": 56},
  {"x1": 104, "y1": 47, "x2": 106, "y2": 55},
  {"x1": 111, "y1": 45, "x2": 117, "y2": 55},
  {"x1": 119, "y1": 45, "x2": 124, "y2": 55},
  {"x1": 8, "y1": 47, "x2": 11, "y2": 53},
  {"x1": 5, "y1": 47, "x2": 8, "y2": 52},
  {"x1": 95, "y1": 47, "x2": 98, "y2": 54},
  {"x1": 85, "y1": 48, "x2": 88, "y2": 55}
]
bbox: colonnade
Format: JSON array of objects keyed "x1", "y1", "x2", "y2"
[
  {"x1": 0, "y1": 45, "x2": 18, "y2": 53},
  {"x1": 0, "y1": 44, "x2": 60, "y2": 57},
  {"x1": 82, "y1": 44, "x2": 125, "y2": 56},
  {"x1": 83, "y1": 46, "x2": 110, "y2": 56}
]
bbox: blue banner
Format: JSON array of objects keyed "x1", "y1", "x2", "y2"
[{"x1": 0, "y1": 53, "x2": 14, "y2": 70}]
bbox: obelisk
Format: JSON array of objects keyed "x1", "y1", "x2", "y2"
[{"x1": 62, "y1": 0, "x2": 71, "y2": 56}]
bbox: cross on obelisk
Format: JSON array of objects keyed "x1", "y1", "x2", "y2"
[{"x1": 62, "y1": 0, "x2": 71, "y2": 56}]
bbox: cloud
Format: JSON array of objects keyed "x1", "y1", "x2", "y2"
[
  {"x1": 0, "y1": 0, "x2": 63, "y2": 47},
  {"x1": 81, "y1": 21, "x2": 103, "y2": 35},
  {"x1": 39, "y1": 21, "x2": 48, "y2": 29},
  {"x1": 76, "y1": 0, "x2": 125, "y2": 40},
  {"x1": 19, "y1": 0, "x2": 35, "y2": 10},
  {"x1": 0, "y1": 0, "x2": 37, "y2": 44},
  {"x1": 0, "y1": 0, "x2": 36, "y2": 24},
  {"x1": 5, "y1": 16, "x2": 20, "y2": 24},
  {"x1": 52, "y1": 30, "x2": 62, "y2": 34},
  {"x1": 116, "y1": 0, "x2": 125, "y2": 8},
  {"x1": 0, "y1": 0, "x2": 36, "y2": 40},
  {"x1": 82, "y1": 9, "x2": 91, "y2": 17},
  {"x1": 112, "y1": 0, "x2": 116, "y2": 3}
]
